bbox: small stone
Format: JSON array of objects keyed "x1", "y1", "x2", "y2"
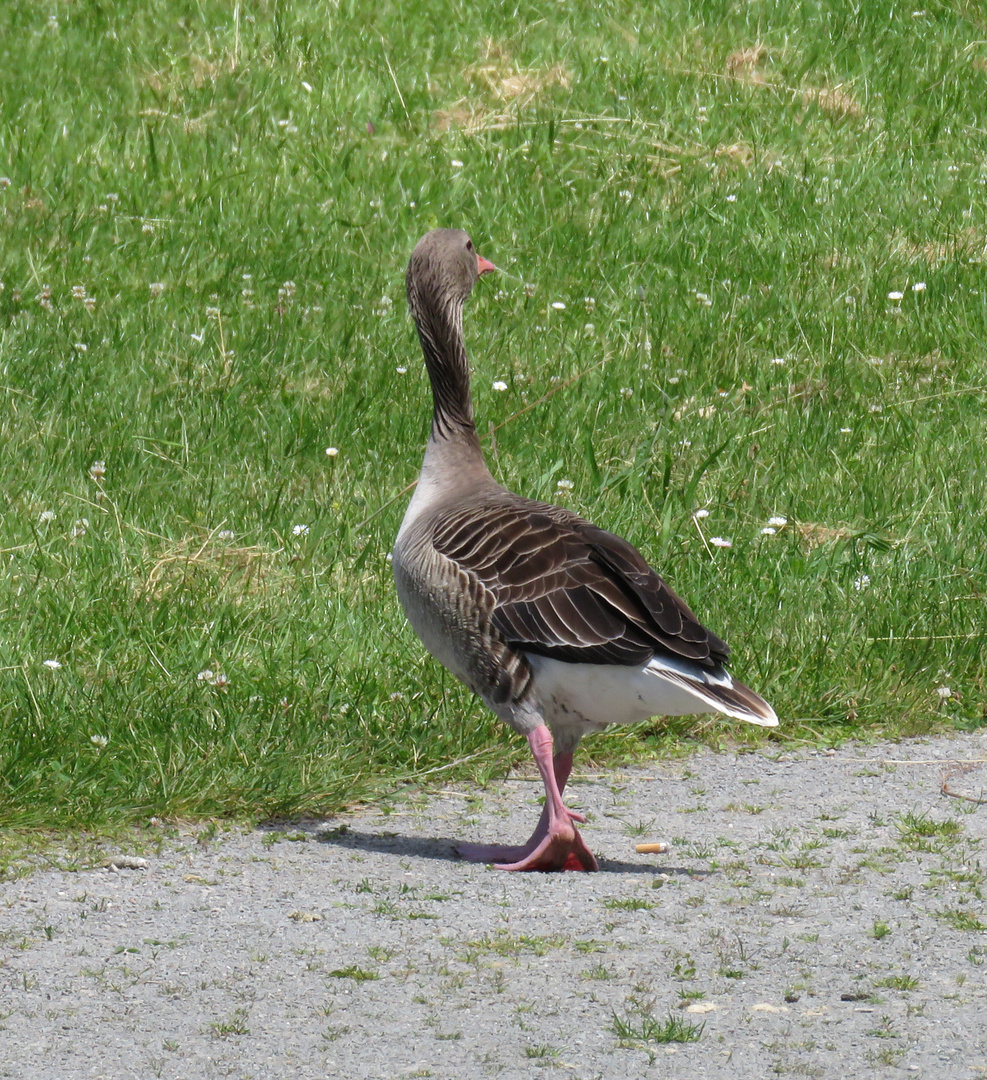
[{"x1": 101, "y1": 856, "x2": 148, "y2": 871}]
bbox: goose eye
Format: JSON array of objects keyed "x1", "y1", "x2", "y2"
[{"x1": 466, "y1": 240, "x2": 474, "y2": 252}]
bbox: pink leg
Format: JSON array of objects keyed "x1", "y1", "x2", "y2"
[{"x1": 456, "y1": 726, "x2": 598, "y2": 872}]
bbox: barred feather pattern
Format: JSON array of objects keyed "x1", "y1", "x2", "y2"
[{"x1": 430, "y1": 492, "x2": 729, "y2": 671}]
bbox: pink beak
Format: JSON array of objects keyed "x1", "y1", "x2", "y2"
[{"x1": 476, "y1": 253, "x2": 497, "y2": 276}]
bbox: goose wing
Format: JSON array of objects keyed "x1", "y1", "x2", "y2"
[{"x1": 431, "y1": 496, "x2": 729, "y2": 669}]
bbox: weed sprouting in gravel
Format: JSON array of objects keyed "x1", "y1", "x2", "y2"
[
  {"x1": 573, "y1": 940, "x2": 608, "y2": 954},
  {"x1": 612, "y1": 1010, "x2": 704, "y2": 1046},
  {"x1": 327, "y1": 966, "x2": 379, "y2": 981},
  {"x1": 874, "y1": 975, "x2": 920, "y2": 991},
  {"x1": 602, "y1": 896, "x2": 656, "y2": 911},
  {"x1": 896, "y1": 812, "x2": 964, "y2": 854},
  {"x1": 938, "y1": 910, "x2": 987, "y2": 933},
  {"x1": 583, "y1": 962, "x2": 616, "y2": 981},
  {"x1": 523, "y1": 1045, "x2": 560, "y2": 1059},
  {"x1": 209, "y1": 1008, "x2": 250, "y2": 1039}
]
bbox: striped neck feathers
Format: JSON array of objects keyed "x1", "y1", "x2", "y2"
[{"x1": 412, "y1": 291, "x2": 477, "y2": 442}]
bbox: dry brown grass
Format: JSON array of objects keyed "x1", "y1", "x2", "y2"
[
  {"x1": 720, "y1": 45, "x2": 862, "y2": 121},
  {"x1": 433, "y1": 104, "x2": 509, "y2": 135},
  {"x1": 725, "y1": 45, "x2": 767, "y2": 83},
  {"x1": 794, "y1": 522, "x2": 855, "y2": 548},
  {"x1": 716, "y1": 141, "x2": 756, "y2": 166},
  {"x1": 146, "y1": 51, "x2": 238, "y2": 97},
  {"x1": 139, "y1": 107, "x2": 215, "y2": 134},
  {"x1": 465, "y1": 39, "x2": 571, "y2": 101},
  {"x1": 141, "y1": 533, "x2": 283, "y2": 601},
  {"x1": 890, "y1": 227, "x2": 987, "y2": 267},
  {"x1": 434, "y1": 39, "x2": 570, "y2": 133},
  {"x1": 802, "y1": 85, "x2": 863, "y2": 119}
]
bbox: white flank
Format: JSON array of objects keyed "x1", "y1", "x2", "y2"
[{"x1": 527, "y1": 653, "x2": 778, "y2": 730}]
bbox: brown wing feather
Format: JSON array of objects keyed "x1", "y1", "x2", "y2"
[{"x1": 432, "y1": 494, "x2": 729, "y2": 670}]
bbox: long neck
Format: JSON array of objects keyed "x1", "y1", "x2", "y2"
[{"x1": 413, "y1": 296, "x2": 482, "y2": 452}]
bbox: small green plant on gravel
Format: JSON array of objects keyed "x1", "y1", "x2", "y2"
[
  {"x1": 780, "y1": 852, "x2": 825, "y2": 871},
  {"x1": 459, "y1": 933, "x2": 566, "y2": 963},
  {"x1": 574, "y1": 939, "x2": 608, "y2": 954},
  {"x1": 602, "y1": 896, "x2": 656, "y2": 911},
  {"x1": 867, "y1": 1046, "x2": 906, "y2": 1068},
  {"x1": 209, "y1": 1008, "x2": 250, "y2": 1039},
  {"x1": 670, "y1": 952, "x2": 697, "y2": 981},
  {"x1": 583, "y1": 962, "x2": 615, "y2": 981},
  {"x1": 874, "y1": 975, "x2": 920, "y2": 991},
  {"x1": 866, "y1": 1016, "x2": 900, "y2": 1040},
  {"x1": 938, "y1": 910, "x2": 987, "y2": 932},
  {"x1": 872, "y1": 920, "x2": 892, "y2": 940},
  {"x1": 896, "y1": 812, "x2": 963, "y2": 852},
  {"x1": 612, "y1": 1010, "x2": 704, "y2": 1047},
  {"x1": 524, "y1": 1045, "x2": 560, "y2": 1059},
  {"x1": 327, "y1": 965, "x2": 379, "y2": 981}
]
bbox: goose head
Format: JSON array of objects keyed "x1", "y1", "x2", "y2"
[{"x1": 406, "y1": 228, "x2": 496, "y2": 323}]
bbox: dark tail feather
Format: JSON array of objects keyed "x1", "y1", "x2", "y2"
[{"x1": 664, "y1": 668, "x2": 778, "y2": 727}]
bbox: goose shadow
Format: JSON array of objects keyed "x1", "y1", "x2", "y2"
[{"x1": 304, "y1": 824, "x2": 697, "y2": 877}]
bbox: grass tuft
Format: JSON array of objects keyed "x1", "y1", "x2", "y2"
[{"x1": 612, "y1": 1010, "x2": 704, "y2": 1046}]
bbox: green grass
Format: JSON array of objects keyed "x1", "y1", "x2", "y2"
[
  {"x1": 1, "y1": 1, "x2": 986, "y2": 827},
  {"x1": 613, "y1": 1009, "x2": 704, "y2": 1046},
  {"x1": 326, "y1": 966, "x2": 379, "y2": 982}
]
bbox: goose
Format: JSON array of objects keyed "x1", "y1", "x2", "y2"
[{"x1": 392, "y1": 228, "x2": 777, "y2": 872}]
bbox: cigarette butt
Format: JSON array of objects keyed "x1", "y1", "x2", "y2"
[{"x1": 635, "y1": 842, "x2": 669, "y2": 854}]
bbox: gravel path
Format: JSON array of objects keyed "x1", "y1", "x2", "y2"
[{"x1": 2, "y1": 734, "x2": 986, "y2": 1079}]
